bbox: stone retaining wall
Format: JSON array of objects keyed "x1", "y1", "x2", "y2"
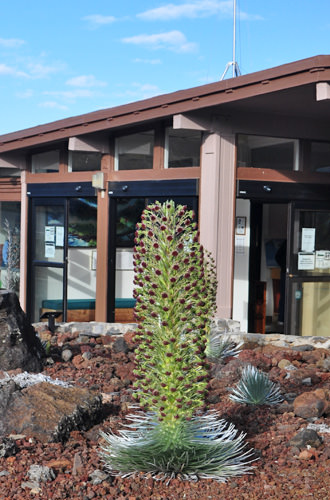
[{"x1": 34, "y1": 318, "x2": 330, "y2": 350}]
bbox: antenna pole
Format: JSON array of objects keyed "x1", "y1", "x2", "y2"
[
  {"x1": 233, "y1": 0, "x2": 236, "y2": 77},
  {"x1": 221, "y1": 0, "x2": 241, "y2": 80}
]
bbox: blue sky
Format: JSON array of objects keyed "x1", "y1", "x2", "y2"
[{"x1": 1, "y1": 0, "x2": 330, "y2": 134}]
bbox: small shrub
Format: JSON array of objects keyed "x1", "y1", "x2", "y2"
[
  {"x1": 206, "y1": 331, "x2": 242, "y2": 362},
  {"x1": 229, "y1": 364, "x2": 283, "y2": 406}
]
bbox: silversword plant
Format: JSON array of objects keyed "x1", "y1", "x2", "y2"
[
  {"x1": 100, "y1": 200, "x2": 255, "y2": 481},
  {"x1": 229, "y1": 364, "x2": 283, "y2": 406}
]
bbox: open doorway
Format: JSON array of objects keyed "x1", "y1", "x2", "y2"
[{"x1": 248, "y1": 202, "x2": 288, "y2": 333}]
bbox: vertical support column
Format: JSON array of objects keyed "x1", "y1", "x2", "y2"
[
  {"x1": 19, "y1": 170, "x2": 28, "y2": 311},
  {"x1": 199, "y1": 129, "x2": 236, "y2": 319},
  {"x1": 95, "y1": 156, "x2": 110, "y2": 321}
]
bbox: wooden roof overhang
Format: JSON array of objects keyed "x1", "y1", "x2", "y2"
[{"x1": 1, "y1": 55, "x2": 330, "y2": 154}]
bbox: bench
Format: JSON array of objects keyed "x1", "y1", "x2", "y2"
[{"x1": 40, "y1": 298, "x2": 136, "y2": 323}]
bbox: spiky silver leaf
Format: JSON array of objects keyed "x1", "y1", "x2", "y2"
[
  {"x1": 206, "y1": 332, "x2": 242, "y2": 362},
  {"x1": 229, "y1": 364, "x2": 283, "y2": 406},
  {"x1": 100, "y1": 410, "x2": 256, "y2": 482}
]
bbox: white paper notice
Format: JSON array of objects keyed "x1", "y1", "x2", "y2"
[
  {"x1": 298, "y1": 252, "x2": 315, "y2": 270},
  {"x1": 45, "y1": 243, "x2": 55, "y2": 258},
  {"x1": 301, "y1": 228, "x2": 315, "y2": 252},
  {"x1": 116, "y1": 251, "x2": 134, "y2": 270},
  {"x1": 235, "y1": 236, "x2": 245, "y2": 255},
  {"x1": 315, "y1": 250, "x2": 330, "y2": 269},
  {"x1": 45, "y1": 226, "x2": 55, "y2": 243},
  {"x1": 56, "y1": 226, "x2": 64, "y2": 247}
]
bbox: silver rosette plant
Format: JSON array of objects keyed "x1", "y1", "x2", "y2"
[
  {"x1": 229, "y1": 364, "x2": 283, "y2": 406},
  {"x1": 100, "y1": 200, "x2": 256, "y2": 481}
]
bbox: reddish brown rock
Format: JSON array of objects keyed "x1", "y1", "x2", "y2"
[
  {"x1": 0, "y1": 291, "x2": 44, "y2": 372},
  {"x1": 2, "y1": 382, "x2": 102, "y2": 442},
  {"x1": 293, "y1": 390, "x2": 327, "y2": 418}
]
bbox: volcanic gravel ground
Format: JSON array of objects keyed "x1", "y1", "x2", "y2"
[{"x1": 0, "y1": 330, "x2": 329, "y2": 499}]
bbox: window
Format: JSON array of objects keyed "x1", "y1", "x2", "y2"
[
  {"x1": 31, "y1": 150, "x2": 60, "y2": 173},
  {"x1": 310, "y1": 141, "x2": 330, "y2": 173},
  {"x1": 0, "y1": 202, "x2": 20, "y2": 293},
  {"x1": 165, "y1": 128, "x2": 202, "y2": 168},
  {"x1": 237, "y1": 135, "x2": 299, "y2": 170},
  {"x1": 68, "y1": 151, "x2": 102, "y2": 172},
  {"x1": 115, "y1": 131, "x2": 154, "y2": 171}
]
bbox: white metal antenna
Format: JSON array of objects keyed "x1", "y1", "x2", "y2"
[{"x1": 221, "y1": 0, "x2": 241, "y2": 80}]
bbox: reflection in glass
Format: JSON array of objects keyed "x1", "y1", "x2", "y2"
[
  {"x1": 237, "y1": 135, "x2": 297, "y2": 170},
  {"x1": 115, "y1": 131, "x2": 154, "y2": 170},
  {"x1": 34, "y1": 266, "x2": 64, "y2": 323},
  {"x1": 34, "y1": 205, "x2": 65, "y2": 263},
  {"x1": 31, "y1": 150, "x2": 60, "y2": 173},
  {"x1": 165, "y1": 128, "x2": 202, "y2": 168},
  {"x1": 69, "y1": 198, "x2": 97, "y2": 247},
  {"x1": 0, "y1": 202, "x2": 21, "y2": 292},
  {"x1": 68, "y1": 151, "x2": 102, "y2": 172}
]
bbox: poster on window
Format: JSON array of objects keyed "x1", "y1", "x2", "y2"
[
  {"x1": 45, "y1": 242, "x2": 55, "y2": 258},
  {"x1": 315, "y1": 250, "x2": 330, "y2": 269},
  {"x1": 56, "y1": 226, "x2": 64, "y2": 247},
  {"x1": 301, "y1": 228, "x2": 315, "y2": 252},
  {"x1": 298, "y1": 252, "x2": 315, "y2": 270},
  {"x1": 45, "y1": 225, "x2": 55, "y2": 243}
]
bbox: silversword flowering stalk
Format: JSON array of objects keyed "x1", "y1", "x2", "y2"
[{"x1": 132, "y1": 200, "x2": 217, "y2": 432}]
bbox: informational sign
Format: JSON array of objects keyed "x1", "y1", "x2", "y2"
[
  {"x1": 235, "y1": 216, "x2": 246, "y2": 235},
  {"x1": 45, "y1": 243, "x2": 55, "y2": 258},
  {"x1": 301, "y1": 228, "x2": 315, "y2": 252},
  {"x1": 56, "y1": 226, "x2": 64, "y2": 247},
  {"x1": 298, "y1": 252, "x2": 315, "y2": 270},
  {"x1": 116, "y1": 250, "x2": 134, "y2": 270},
  {"x1": 45, "y1": 225, "x2": 55, "y2": 243},
  {"x1": 315, "y1": 250, "x2": 330, "y2": 269},
  {"x1": 235, "y1": 235, "x2": 245, "y2": 254}
]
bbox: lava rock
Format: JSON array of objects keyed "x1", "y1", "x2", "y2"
[
  {"x1": 288, "y1": 428, "x2": 323, "y2": 449},
  {"x1": 0, "y1": 291, "x2": 44, "y2": 372},
  {"x1": 0, "y1": 381, "x2": 103, "y2": 442},
  {"x1": 293, "y1": 390, "x2": 327, "y2": 419}
]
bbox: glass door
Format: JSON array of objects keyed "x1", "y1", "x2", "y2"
[
  {"x1": 29, "y1": 196, "x2": 98, "y2": 323},
  {"x1": 29, "y1": 198, "x2": 67, "y2": 323},
  {"x1": 286, "y1": 202, "x2": 330, "y2": 337},
  {"x1": 107, "y1": 180, "x2": 199, "y2": 322}
]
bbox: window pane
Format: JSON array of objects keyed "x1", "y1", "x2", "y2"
[
  {"x1": 68, "y1": 151, "x2": 101, "y2": 172},
  {"x1": 0, "y1": 202, "x2": 20, "y2": 293},
  {"x1": 31, "y1": 150, "x2": 60, "y2": 173},
  {"x1": 33, "y1": 205, "x2": 65, "y2": 263},
  {"x1": 115, "y1": 131, "x2": 154, "y2": 170},
  {"x1": 310, "y1": 142, "x2": 330, "y2": 173},
  {"x1": 69, "y1": 198, "x2": 97, "y2": 248},
  {"x1": 35, "y1": 267, "x2": 64, "y2": 323},
  {"x1": 165, "y1": 128, "x2": 201, "y2": 168},
  {"x1": 237, "y1": 135, "x2": 296, "y2": 170}
]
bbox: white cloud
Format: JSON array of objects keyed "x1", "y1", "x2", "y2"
[
  {"x1": 27, "y1": 62, "x2": 65, "y2": 78},
  {"x1": 138, "y1": 1, "x2": 262, "y2": 21},
  {"x1": 39, "y1": 101, "x2": 68, "y2": 110},
  {"x1": 82, "y1": 14, "x2": 116, "y2": 27},
  {"x1": 0, "y1": 37, "x2": 25, "y2": 48},
  {"x1": 16, "y1": 89, "x2": 34, "y2": 99},
  {"x1": 66, "y1": 75, "x2": 107, "y2": 88},
  {"x1": 133, "y1": 58, "x2": 162, "y2": 65},
  {"x1": 122, "y1": 31, "x2": 197, "y2": 53},
  {"x1": 0, "y1": 63, "x2": 28, "y2": 77},
  {"x1": 115, "y1": 82, "x2": 161, "y2": 100},
  {"x1": 43, "y1": 89, "x2": 95, "y2": 100}
]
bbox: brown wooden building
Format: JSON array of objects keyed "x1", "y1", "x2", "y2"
[{"x1": 1, "y1": 55, "x2": 330, "y2": 336}]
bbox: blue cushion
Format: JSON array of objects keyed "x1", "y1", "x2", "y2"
[{"x1": 42, "y1": 298, "x2": 135, "y2": 310}]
